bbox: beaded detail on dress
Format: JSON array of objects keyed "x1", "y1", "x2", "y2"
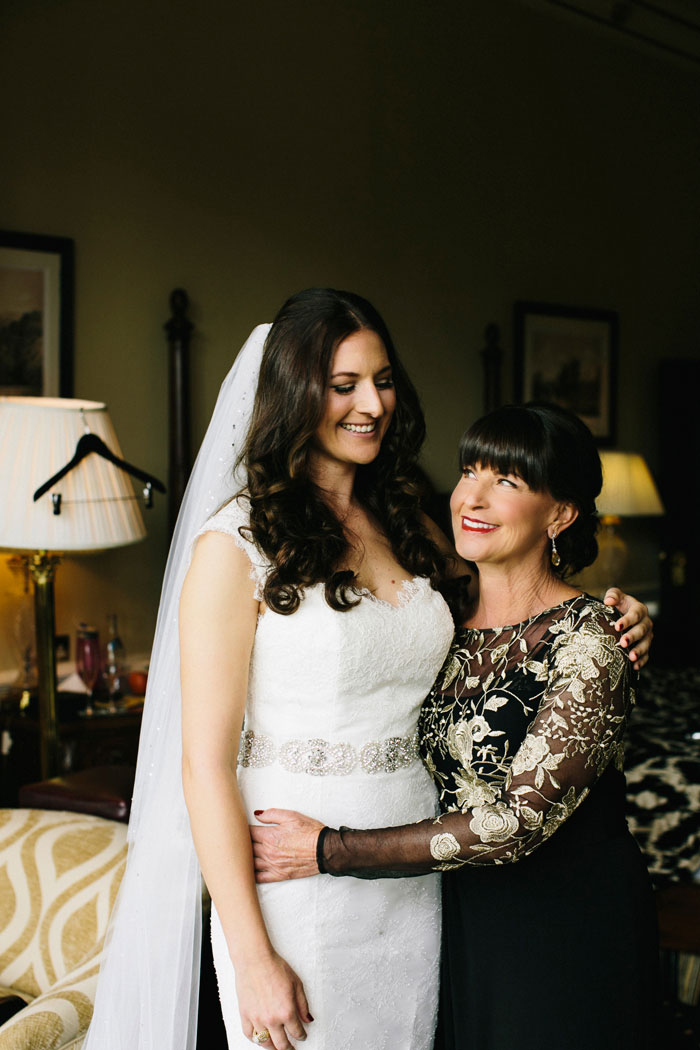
[{"x1": 239, "y1": 729, "x2": 421, "y2": 776}]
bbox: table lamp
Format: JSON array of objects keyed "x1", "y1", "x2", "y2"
[
  {"x1": 594, "y1": 451, "x2": 664, "y2": 584},
  {"x1": 0, "y1": 396, "x2": 162, "y2": 778}
]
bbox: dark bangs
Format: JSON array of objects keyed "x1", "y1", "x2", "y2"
[{"x1": 458, "y1": 405, "x2": 552, "y2": 492}]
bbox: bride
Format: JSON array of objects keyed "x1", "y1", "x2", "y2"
[
  {"x1": 84, "y1": 288, "x2": 651, "y2": 1050},
  {"x1": 181, "y1": 288, "x2": 454, "y2": 1049}
]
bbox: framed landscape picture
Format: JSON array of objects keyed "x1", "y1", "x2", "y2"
[
  {"x1": 0, "y1": 230, "x2": 74, "y2": 396},
  {"x1": 514, "y1": 302, "x2": 618, "y2": 446}
]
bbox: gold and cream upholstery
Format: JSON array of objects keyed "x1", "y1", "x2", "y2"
[{"x1": 0, "y1": 808, "x2": 127, "y2": 1049}]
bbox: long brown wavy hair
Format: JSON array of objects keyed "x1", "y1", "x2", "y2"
[{"x1": 239, "y1": 287, "x2": 448, "y2": 614}]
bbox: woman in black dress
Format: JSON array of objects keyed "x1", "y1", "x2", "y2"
[{"x1": 251, "y1": 402, "x2": 658, "y2": 1050}]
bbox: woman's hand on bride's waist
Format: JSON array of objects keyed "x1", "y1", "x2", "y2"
[{"x1": 251, "y1": 809, "x2": 324, "y2": 882}]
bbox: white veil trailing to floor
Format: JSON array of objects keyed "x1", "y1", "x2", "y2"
[{"x1": 83, "y1": 323, "x2": 272, "y2": 1050}]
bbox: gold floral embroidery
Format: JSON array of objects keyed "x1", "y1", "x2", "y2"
[
  {"x1": 469, "y1": 802, "x2": 520, "y2": 842},
  {"x1": 454, "y1": 767, "x2": 497, "y2": 809},
  {"x1": 418, "y1": 596, "x2": 634, "y2": 868},
  {"x1": 430, "y1": 832, "x2": 461, "y2": 861},
  {"x1": 510, "y1": 734, "x2": 557, "y2": 777}
]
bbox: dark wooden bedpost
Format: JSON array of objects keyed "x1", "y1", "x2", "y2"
[{"x1": 164, "y1": 288, "x2": 193, "y2": 534}]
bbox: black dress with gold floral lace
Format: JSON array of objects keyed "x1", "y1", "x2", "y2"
[{"x1": 320, "y1": 595, "x2": 658, "y2": 1050}]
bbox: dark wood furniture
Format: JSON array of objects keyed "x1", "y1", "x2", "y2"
[
  {"x1": 0, "y1": 698, "x2": 141, "y2": 807},
  {"x1": 165, "y1": 288, "x2": 194, "y2": 533},
  {"x1": 18, "y1": 763, "x2": 135, "y2": 822},
  {"x1": 657, "y1": 884, "x2": 700, "y2": 954}
]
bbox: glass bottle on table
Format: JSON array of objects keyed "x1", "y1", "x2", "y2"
[
  {"x1": 76, "y1": 624, "x2": 101, "y2": 716},
  {"x1": 104, "y1": 613, "x2": 127, "y2": 712}
]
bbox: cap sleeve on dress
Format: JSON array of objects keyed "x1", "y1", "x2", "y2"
[{"x1": 195, "y1": 495, "x2": 269, "y2": 601}]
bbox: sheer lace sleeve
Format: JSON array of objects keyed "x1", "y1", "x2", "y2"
[{"x1": 320, "y1": 603, "x2": 633, "y2": 878}]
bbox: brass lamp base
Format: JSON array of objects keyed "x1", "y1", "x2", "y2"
[
  {"x1": 595, "y1": 516, "x2": 628, "y2": 585},
  {"x1": 26, "y1": 551, "x2": 62, "y2": 779}
]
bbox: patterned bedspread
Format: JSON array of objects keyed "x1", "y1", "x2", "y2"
[{"x1": 625, "y1": 666, "x2": 700, "y2": 886}]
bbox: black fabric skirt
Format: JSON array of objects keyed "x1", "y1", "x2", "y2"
[{"x1": 435, "y1": 772, "x2": 659, "y2": 1050}]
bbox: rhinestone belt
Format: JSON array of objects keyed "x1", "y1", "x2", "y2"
[{"x1": 238, "y1": 729, "x2": 421, "y2": 776}]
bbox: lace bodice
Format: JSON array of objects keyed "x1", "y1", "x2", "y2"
[
  {"x1": 198, "y1": 496, "x2": 456, "y2": 749},
  {"x1": 203, "y1": 497, "x2": 454, "y2": 1050},
  {"x1": 319, "y1": 595, "x2": 635, "y2": 875}
]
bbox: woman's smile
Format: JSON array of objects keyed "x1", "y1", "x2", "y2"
[
  {"x1": 460, "y1": 516, "x2": 499, "y2": 534},
  {"x1": 339, "y1": 421, "x2": 378, "y2": 434}
]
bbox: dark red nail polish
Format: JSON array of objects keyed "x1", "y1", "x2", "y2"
[{"x1": 254, "y1": 810, "x2": 263, "y2": 816}]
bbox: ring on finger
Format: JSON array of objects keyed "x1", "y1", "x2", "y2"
[{"x1": 252, "y1": 1029, "x2": 271, "y2": 1045}]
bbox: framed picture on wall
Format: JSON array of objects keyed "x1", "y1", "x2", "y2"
[
  {"x1": 0, "y1": 230, "x2": 74, "y2": 397},
  {"x1": 514, "y1": 301, "x2": 618, "y2": 446}
]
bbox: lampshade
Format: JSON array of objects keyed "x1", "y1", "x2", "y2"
[
  {"x1": 0, "y1": 397, "x2": 147, "y2": 552},
  {"x1": 597, "y1": 451, "x2": 664, "y2": 518}
]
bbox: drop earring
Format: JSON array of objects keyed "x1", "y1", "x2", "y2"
[{"x1": 550, "y1": 531, "x2": 561, "y2": 568}]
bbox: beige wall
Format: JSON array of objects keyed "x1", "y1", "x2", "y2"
[{"x1": 1, "y1": 0, "x2": 699, "y2": 670}]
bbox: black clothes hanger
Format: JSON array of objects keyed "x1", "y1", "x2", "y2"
[{"x1": 33, "y1": 432, "x2": 166, "y2": 504}]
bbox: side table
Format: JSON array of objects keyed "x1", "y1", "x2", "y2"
[{"x1": 0, "y1": 699, "x2": 142, "y2": 806}]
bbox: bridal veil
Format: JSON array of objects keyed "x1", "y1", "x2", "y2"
[{"x1": 83, "y1": 323, "x2": 271, "y2": 1050}]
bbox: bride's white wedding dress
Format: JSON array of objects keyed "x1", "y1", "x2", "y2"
[{"x1": 200, "y1": 497, "x2": 454, "y2": 1049}]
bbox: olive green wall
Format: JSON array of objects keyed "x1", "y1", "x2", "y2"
[{"x1": 1, "y1": 0, "x2": 699, "y2": 669}]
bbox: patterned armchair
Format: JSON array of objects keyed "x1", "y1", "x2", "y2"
[{"x1": 0, "y1": 808, "x2": 127, "y2": 1049}]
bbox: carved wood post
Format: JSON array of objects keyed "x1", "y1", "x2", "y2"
[
  {"x1": 164, "y1": 289, "x2": 193, "y2": 533},
  {"x1": 480, "y1": 323, "x2": 503, "y2": 412}
]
